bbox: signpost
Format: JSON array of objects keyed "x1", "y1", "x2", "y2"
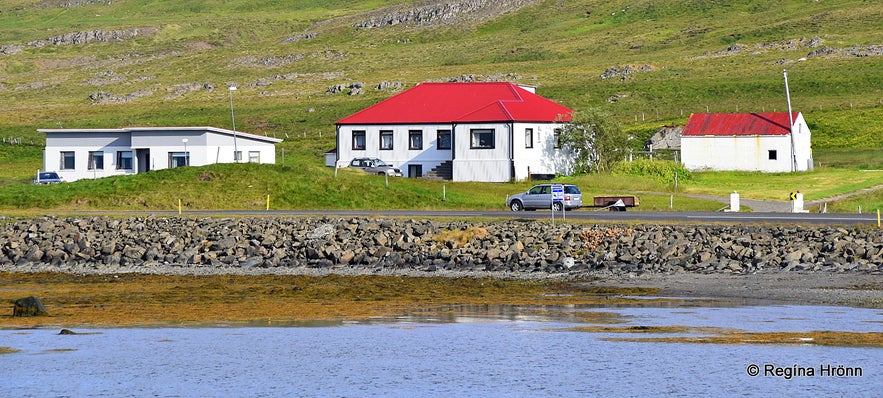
[{"x1": 551, "y1": 184, "x2": 565, "y2": 223}]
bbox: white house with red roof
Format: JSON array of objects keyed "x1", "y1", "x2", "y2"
[
  {"x1": 335, "y1": 82, "x2": 573, "y2": 182},
  {"x1": 38, "y1": 126, "x2": 282, "y2": 182},
  {"x1": 680, "y1": 112, "x2": 813, "y2": 172}
]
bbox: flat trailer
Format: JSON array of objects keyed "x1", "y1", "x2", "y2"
[{"x1": 593, "y1": 195, "x2": 639, "y2": 211}]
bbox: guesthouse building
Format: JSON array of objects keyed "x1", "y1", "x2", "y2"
[
  {"x1": 38, "y1": 126, "x2": 282, "y2": 182},
  {"x1": 335, "y1": 82, "x2": 574, "y2": 182}
]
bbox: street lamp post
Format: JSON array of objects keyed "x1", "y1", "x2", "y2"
[
  {"x1": 229, "y1": 86, "x2": 239, "y2": 162},
  {"x1": 182, "y1": 138, "x2": 189, "y2": 166},
  {"x1": 783, "y1": 69, "x2": 796, "y2": 172}
]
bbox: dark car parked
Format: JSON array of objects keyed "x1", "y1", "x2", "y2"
[
  {"x1": 33, "y1": 171, "x2": 62, "y2": 184},
  {"x1": 507, "y1": 184, "x2": 583, "y2": 211}
]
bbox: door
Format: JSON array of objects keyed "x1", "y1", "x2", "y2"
[{"x1": 408, "y1": 164, "x2": 422, "y2": 178}]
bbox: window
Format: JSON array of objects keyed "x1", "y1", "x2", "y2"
[
  {"x1": 352, "y1": 131, "x2": 366, "y2": 150},
  {"x1": 380, "y1": 130, "x2": 393, "y2": 150},
  {"x1": 768, "y1": 150, "x2": 777, "y2": 160},
  {"x1": 248, "y1": 151, "x2": 260, "y2": 163},
  {"x1": 88, "y1": 151, "x2": 104, "y2": 170},
  {"x1": 169, "y1": 152, "x2": 188, "y2": 168},
  {"x1": 117, "y1": 151, "x2": 134, "y2": 170},
  {"x1": 60, "y1": 151, "x2": 75, "y2": 170},
  {"x1": 554, "y1": 128, "x2": 562, "y2": 149},
  {"x1": 234, "y1": 151, "x2": 243, "y2": 162},
  {"x1": 525, "y1": 128, "x2": 534, "y2": 148},
  {"x1": 470, "y1": 129, "x2": 494, "y2": 149},
  {"x1": 409, "y1": 130, "x2": 423, "y2": 150},
  {"x1": 437, "y1": 130, "x2": 451, "y2": 150}
]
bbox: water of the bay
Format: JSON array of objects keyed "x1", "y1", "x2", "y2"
[{"x1": 2, "y1": 303, "x2": 881, "y2": 397}]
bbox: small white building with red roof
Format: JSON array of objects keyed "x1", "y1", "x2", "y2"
[
  {"x1": 681, "y1": 112, "x2": 813, "y2": 172},
  {"x1": 335, "y1": 82, "x2": 573, "y2": 182}
]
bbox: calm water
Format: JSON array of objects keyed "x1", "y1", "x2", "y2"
[{"x1": 2, "y1": 304, "x2": 881, "y2": 397}]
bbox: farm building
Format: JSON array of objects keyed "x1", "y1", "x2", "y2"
[
  {"x1": 680, "y1": 112, "x2": 813, "y2": 172},
  {"x1": 38, "y1": 126, "x2": 282, "y2": 182},
  {"x1": 335, "y1": 82, "x2": 574, "y2": 182}
]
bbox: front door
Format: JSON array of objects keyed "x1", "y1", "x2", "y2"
[
  {"x1": 136, "y1": 149, "x2": 151, "y2": 173},
  {"x1": 408, "y1": 164, "x2": 422, "y2": 178}
]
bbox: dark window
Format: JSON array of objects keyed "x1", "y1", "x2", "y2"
[
  {"x1": 768, "y1": 150, "x2": 777, "y2": 160},
  {"x1": 352, "y1": 131, "x2": 366, "y2": 150},
  {"x1": 60, "y1": 151, "x2": 75, "y2": 170},
  {"x1": 409, "y1": 130, "x2": 423, "y2": 150},
  {"x1": 525, "y1": 128, "x2": 534, "y2": 148},
  {"x1": 380, "y1": 130, "x2": 393, "y2": 150},
  {"x1": 169, "y1": 152, "x2": 188, "y2": 168},
  {"x1": 554, "y1": 128, "x2": 562, "y2": 149},
  {"x1": 470, "y1": 129, "x2": 494, "y2": 149},
  {"x1": 88, "y1": 151, "x2": 104, "y2": 170},
  {"x1": 117, "y1": 151, "x2": 133, "y2": 170},
  {"x1": 437, "y1": 130, "x2": 451, "y2": 150}
]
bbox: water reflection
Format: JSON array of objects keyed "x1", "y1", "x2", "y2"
[{"x1": 1, "y1": 303, "x2": 881, "y2": 397}]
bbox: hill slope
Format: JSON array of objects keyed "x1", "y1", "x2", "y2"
[{"x1": 1, "y1": 0, "x2": 881, "y2": 178}]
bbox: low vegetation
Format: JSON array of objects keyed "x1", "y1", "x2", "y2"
[{"x1": 0, "y1": 271, "x2": 656, "y2": 328}]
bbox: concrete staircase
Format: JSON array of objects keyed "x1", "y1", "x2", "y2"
[{"x1": 422, "y1": 161, "x2": 452, "y2": 180}]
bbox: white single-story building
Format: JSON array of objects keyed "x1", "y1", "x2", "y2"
[
  {"x1": 38, "y1": 126, "x2": 282, "y2": 182},
  {"x1": 681, "y1": 112, "x2": 813, "y2": 172},
  {"x1": 335, "y1": 82, "x2": 574, "y2": 182}
]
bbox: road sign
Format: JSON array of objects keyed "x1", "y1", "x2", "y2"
[{"x1": 551, "y1": 184, "x2": 564, "y2": 202}]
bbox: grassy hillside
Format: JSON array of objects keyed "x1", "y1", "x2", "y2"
[{"x1": 0, "y1": 0, "x2": 881, "y2": 212}]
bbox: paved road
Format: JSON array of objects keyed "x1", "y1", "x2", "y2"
[{"x1": 88, "y1": 209, "x2": 881, "y2": 226}]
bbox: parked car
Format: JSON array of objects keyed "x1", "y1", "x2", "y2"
[
  {"x1": 348, "y1": 157, "x2": 403, "y2": 177},
  {"x1": 33, "y1": 171, "x2": 62, "y2": 184},
  {"x1": 507, "y1": 184, "x2": 583, "y2": 211}
]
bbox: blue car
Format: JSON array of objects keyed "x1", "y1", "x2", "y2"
[{"x1": 34, "y1": 171, "x2": 63, "y2": 184}]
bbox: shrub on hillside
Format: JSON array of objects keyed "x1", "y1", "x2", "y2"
[{"x1": 611, "y1": 159, "x2": 692, "y2": 183}]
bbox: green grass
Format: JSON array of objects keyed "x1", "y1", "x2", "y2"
[{"x1": 0, "y1": 0, "x2": 881, "y2": 213}]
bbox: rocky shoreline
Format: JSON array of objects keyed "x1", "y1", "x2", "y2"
[{"x1": 1, "y1": 216, "x2": 880, "y2": 278}]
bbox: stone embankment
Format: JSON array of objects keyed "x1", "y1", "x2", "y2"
[{"x1": 0, "y1": 216, "x2": 880, "y2": 277}]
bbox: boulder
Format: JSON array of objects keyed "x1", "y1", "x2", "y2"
[{"x1": 12, "y1": 296, "x2": 48, "y2": 317}]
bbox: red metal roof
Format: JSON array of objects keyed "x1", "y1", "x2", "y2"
[
  {"x1": 682, "y1": 112, "x2": 797, "y2": 136},
  {"x1": 336, "y1": 82, "x2": 572, "y2": 125}
]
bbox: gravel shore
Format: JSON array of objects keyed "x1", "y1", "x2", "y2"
[
  {"x1": 2, "y1": 215, "x2": 881, "y2": 308},
  {"x1": 582, "y1": 272, "x2": 883, "y2": 308}
]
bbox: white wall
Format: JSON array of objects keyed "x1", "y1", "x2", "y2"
[
  {"x1": 43, "y1": 131, "x2": 137, "y2": 182},
  {"x1": 791, "y1": 113, "x2": 813, "y2": 171},
  {"x1": 337, "y1": 123, "x2": 455, "y2": 177},
  {"x1": 42, "y1": 128, "x2": 279, "y2": 182},
  {"x1": 510, "y1": 122, "x2": 573, "y2": 181},
  {"x1": 451, "y1": 122, "x2": 512, "y2": 182},
  {"x1": 338, "y1": 122, "x2": 575, "y2": 182}
]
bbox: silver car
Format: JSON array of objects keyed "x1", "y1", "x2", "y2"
[
  {"x1": 507, "y1": 184, "x2": 583, "y2": 211},
  {"x1": 349, "y1": 157, "x2": 403, "y2": 177}
]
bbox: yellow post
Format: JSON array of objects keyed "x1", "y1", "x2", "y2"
[
  {"x1": 178, "y1": 199, "x2": 182, "y2": 215},
  {"x1": 266, "y1": 194, "x2": 270, "y2": 211}
]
